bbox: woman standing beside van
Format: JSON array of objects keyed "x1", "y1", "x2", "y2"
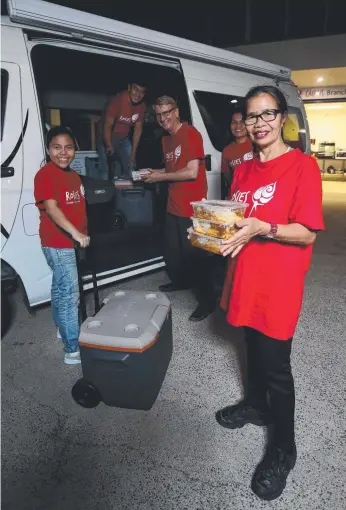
[
  {"x1": 221, "y1": 108, "x2": 253, "y2": 198},
  {"x1": 217, "y1": 86, "x2": 324, "y2": 500},
  {"x1": 34, "y1": 126, "x2": 90, "y2": 365}
]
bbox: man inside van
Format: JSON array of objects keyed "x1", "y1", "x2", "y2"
[
  {"x1": 142, "y1": 96, "x2": 215, "y2": 322},
  {"x1": 97, "y1": 81, "x2": 147, "y2": 181},
  {"x1": 221, "y1": 107, "x2": 253, "y2": 198}
]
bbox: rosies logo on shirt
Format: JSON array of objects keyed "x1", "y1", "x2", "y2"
[
  {"x1": 65, "y1": 188, "x2": 82, "y2": 204},
  {"x1": 232, "y1": 181, "x2": 277, "y2": 216},
  {"x1": 119, "y1": 113, "x2": 139, "y2": 124},
  {"x1": 229, "y1": 158, "x2": 242, "y2": 168},
  {"x1": 174, "y1": 145, "x2": 182, "y2": 162},
  {"x1": 165, "y1": 151, "x2": 174, "y2": 162},
  {"x1": 228, "y1": 151, "x2": 253, "y2": 168},
  {"x1": 165, "y1": 145, "x2": 182, "y2": 164}
]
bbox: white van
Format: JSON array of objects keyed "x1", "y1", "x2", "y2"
[{"x1": 1, "y1": 0, "x2": 309, "y2": 317}]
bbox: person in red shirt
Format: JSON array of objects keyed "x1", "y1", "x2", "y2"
[
  {"x1": 97, "y1": 82, "x2": 147, "y2": 181},
  {"x1": 221, "y1": 108, "x2": 253, "y2": 198},
  {"x1": 216, "y1": 86, "x2": 324, "y2": 501},
  {"x1": 34, "y1": 126, "x2": 89, "y2": 365},
  {"x1": 142, "y1": 95, "x2": 215, "y2": 321}
]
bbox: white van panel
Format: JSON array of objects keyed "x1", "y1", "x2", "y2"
[
  {"x1": 7, "y1": 0, "x2": 290, "y2": 80},
  {"x1": 1, "y1": 62, "x2": 24, "y2": 248},
  {"x1": 22, "y1": 203, "x2": 39, "y2": 236},
  {"x1": 1, "y1": 26, "x2": 50, "y2": 305}
]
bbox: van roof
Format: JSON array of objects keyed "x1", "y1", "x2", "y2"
[{"x1": 2, "y1": 0, "x2": 291, "y2": 81}]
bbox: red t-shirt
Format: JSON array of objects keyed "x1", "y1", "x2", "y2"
[
  {"x1": 221, "y1": 139, "x2": 253, "y2": 176},
  {"x1": 34, "y1": 162, "x2": 87, "y2": 249},
  {"x1": 221, "y1": 149, "x2": 324, "y2": 340},
  {"x1": 105, "y1": 90, "x2": 146, "y2": 139},
  {"x1": 162, "y1": 123, "x2": 207, "y2": 217}
]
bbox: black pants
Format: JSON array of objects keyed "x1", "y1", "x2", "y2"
[
  {"x1": 164, "y1": 213, "x2": 215, "y2": 308},
  {"x1": 244, "y1": 327, "x2": 295, "y2": 451}
]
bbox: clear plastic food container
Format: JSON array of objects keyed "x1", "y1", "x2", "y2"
[
  {"x1": 191, "y1": 217, "x2": 238, "y2": 239},
  {"x1": 191, "y1": 200, "x2": 248, "y2": 223},
  {"x1": 189, "y1": 231, "x2": 224, "y2": 255},
  {"x1": 132, "y1": 169, "x2": 151, "y2": 181}
]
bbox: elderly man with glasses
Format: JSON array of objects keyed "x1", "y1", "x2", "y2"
[{"x1": 142, "y1": 95, "x2": 215, "y2": 322}]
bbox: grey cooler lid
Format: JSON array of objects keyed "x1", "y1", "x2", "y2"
[{"x1": 79, "y1": 290, "x2": 171, "y2": 351}]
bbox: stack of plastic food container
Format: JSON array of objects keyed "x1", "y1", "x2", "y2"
[{"x1": 189, "y1": 200, "x2": 248, "y2": 254}]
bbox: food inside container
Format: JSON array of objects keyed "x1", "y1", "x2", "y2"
[
  {"x1": 189, "y1": 231, "x2": 224, "y2": 255},
  {"x1": 191, "y1": 217, "x2": 238, "y2": 239},
  {"x1": 191, "y1": 200, "x2": 248, "y2": 223}
]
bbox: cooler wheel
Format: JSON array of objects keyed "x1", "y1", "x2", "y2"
[{"x1": 72, "y1": 378, "x2": 101, "y2": 408}]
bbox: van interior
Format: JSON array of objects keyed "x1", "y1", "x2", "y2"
[{"x1": 30, "y1": 43, "x2": 191, "y2": 275}]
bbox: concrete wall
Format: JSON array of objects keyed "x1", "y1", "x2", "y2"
[{"x1": 228, "y1": 34, "x2": 346, "y2": 70}]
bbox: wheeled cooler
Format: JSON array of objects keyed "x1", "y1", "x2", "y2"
[
  {"x1": 72, "y1": 257, "x2": 173, "y2": 410},
  {"x1": 114, "y1": 184, "x2": 154, "y2": 226},
  {"x1": 72, "y1": 185, "x2": 173, "y2": 410}
]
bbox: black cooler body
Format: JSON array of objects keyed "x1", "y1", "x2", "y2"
[{"x1": 77, "y1": 290, "x2": 173, "y2": 410}]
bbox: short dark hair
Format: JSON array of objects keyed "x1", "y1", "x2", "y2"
[
  {"x1": 245, "y1": 85, "x2": 288, "y2": 114},
  {"x1": 129, "y1": 81, "x2": 147, "y2": 89},
  {"x1": 46, "y1": 125, "x2": 76, "y2": 148},
  {"x1": 230, "y1": 106, "x2": 245, "y2": 120}
]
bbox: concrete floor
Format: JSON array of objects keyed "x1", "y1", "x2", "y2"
[{"x1": 2, "y1": 184, "x2": 346, "y2": 510}]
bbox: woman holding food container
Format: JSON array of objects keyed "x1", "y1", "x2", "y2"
[{"x1": 194, "y1": 85, "x2": 324, "y2": 501}]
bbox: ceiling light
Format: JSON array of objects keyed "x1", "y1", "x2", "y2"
[
  {"x1": 231, "y1": 99, "x2": 238, "y2": 103},
  {"x1": 306, "y1": 104, "x2": 343, "y2": 110},
  {"x1": 317, "y1": 76, "x2": 324, "y2": 83}
]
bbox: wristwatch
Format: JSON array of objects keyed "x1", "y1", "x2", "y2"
[{"x1": 265, "y1": 223, "x2": 278, "y2": 239}]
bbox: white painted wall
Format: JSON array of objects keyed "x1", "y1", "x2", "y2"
[
  {"x1": 229, "y1": 34, "x2": 346, "y2": 70},
  {"x1": 306, "y1": 103, "x2": 346, "y2": 150}
]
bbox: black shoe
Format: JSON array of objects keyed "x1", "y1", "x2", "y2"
[
  {"x1": 251, "y1": 444, "x2": 297, "y2": 501},
  {"x1": 215, "y1": 401, "x2": 271, "y2": 430},
  {"x1": 159, "y1": 283, "x2": 180, "y2": 292},
  {"x1": 159, "y1": 282, "x2": 191, "y2": 292},
  {"x1": 189, "y1": 303, "x2": 214, "y2": 322}
]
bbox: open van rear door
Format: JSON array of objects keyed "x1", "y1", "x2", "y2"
[{"x1": 1, "y1": 62, "x2": 24, "y2": 250}]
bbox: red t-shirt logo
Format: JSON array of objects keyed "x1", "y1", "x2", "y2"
[
  {"x1": 65, "y1": 189, "x2": 81, "y2": 204},
  {"x1": 174, "y1": 144, "x2": 182, "y2": 161},
  {"x1": 249, "y1": 182, "x2": 277, "y2": 216},
  {"x1": 232, "y1": 181, "x2": 277, "y2": 216}
]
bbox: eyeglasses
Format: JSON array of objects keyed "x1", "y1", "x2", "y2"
[
  {"x1": 244, "y1": 109, "x2": 281, "y2": 126},
  {"x1": 155, "y1": 107, "x2": 176, "y2": 120}
]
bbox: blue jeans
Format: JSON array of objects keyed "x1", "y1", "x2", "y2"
[
  {"x1": 97, "y1": 135, "x2": 133, "y2": 180},
  {"x1": 42, "y1": 247, "x2": 79, "y2": 353}
]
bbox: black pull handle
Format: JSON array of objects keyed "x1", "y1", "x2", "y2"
[
  {"x1": 121, "y1": 188, "x2": 145, "y2": 196},
  {"x1": 1, "y1": 166, "x2": 14, "y2": 178},
  {"x1": 205, "y1": 155, "x2": 212, "y2": 172}
]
